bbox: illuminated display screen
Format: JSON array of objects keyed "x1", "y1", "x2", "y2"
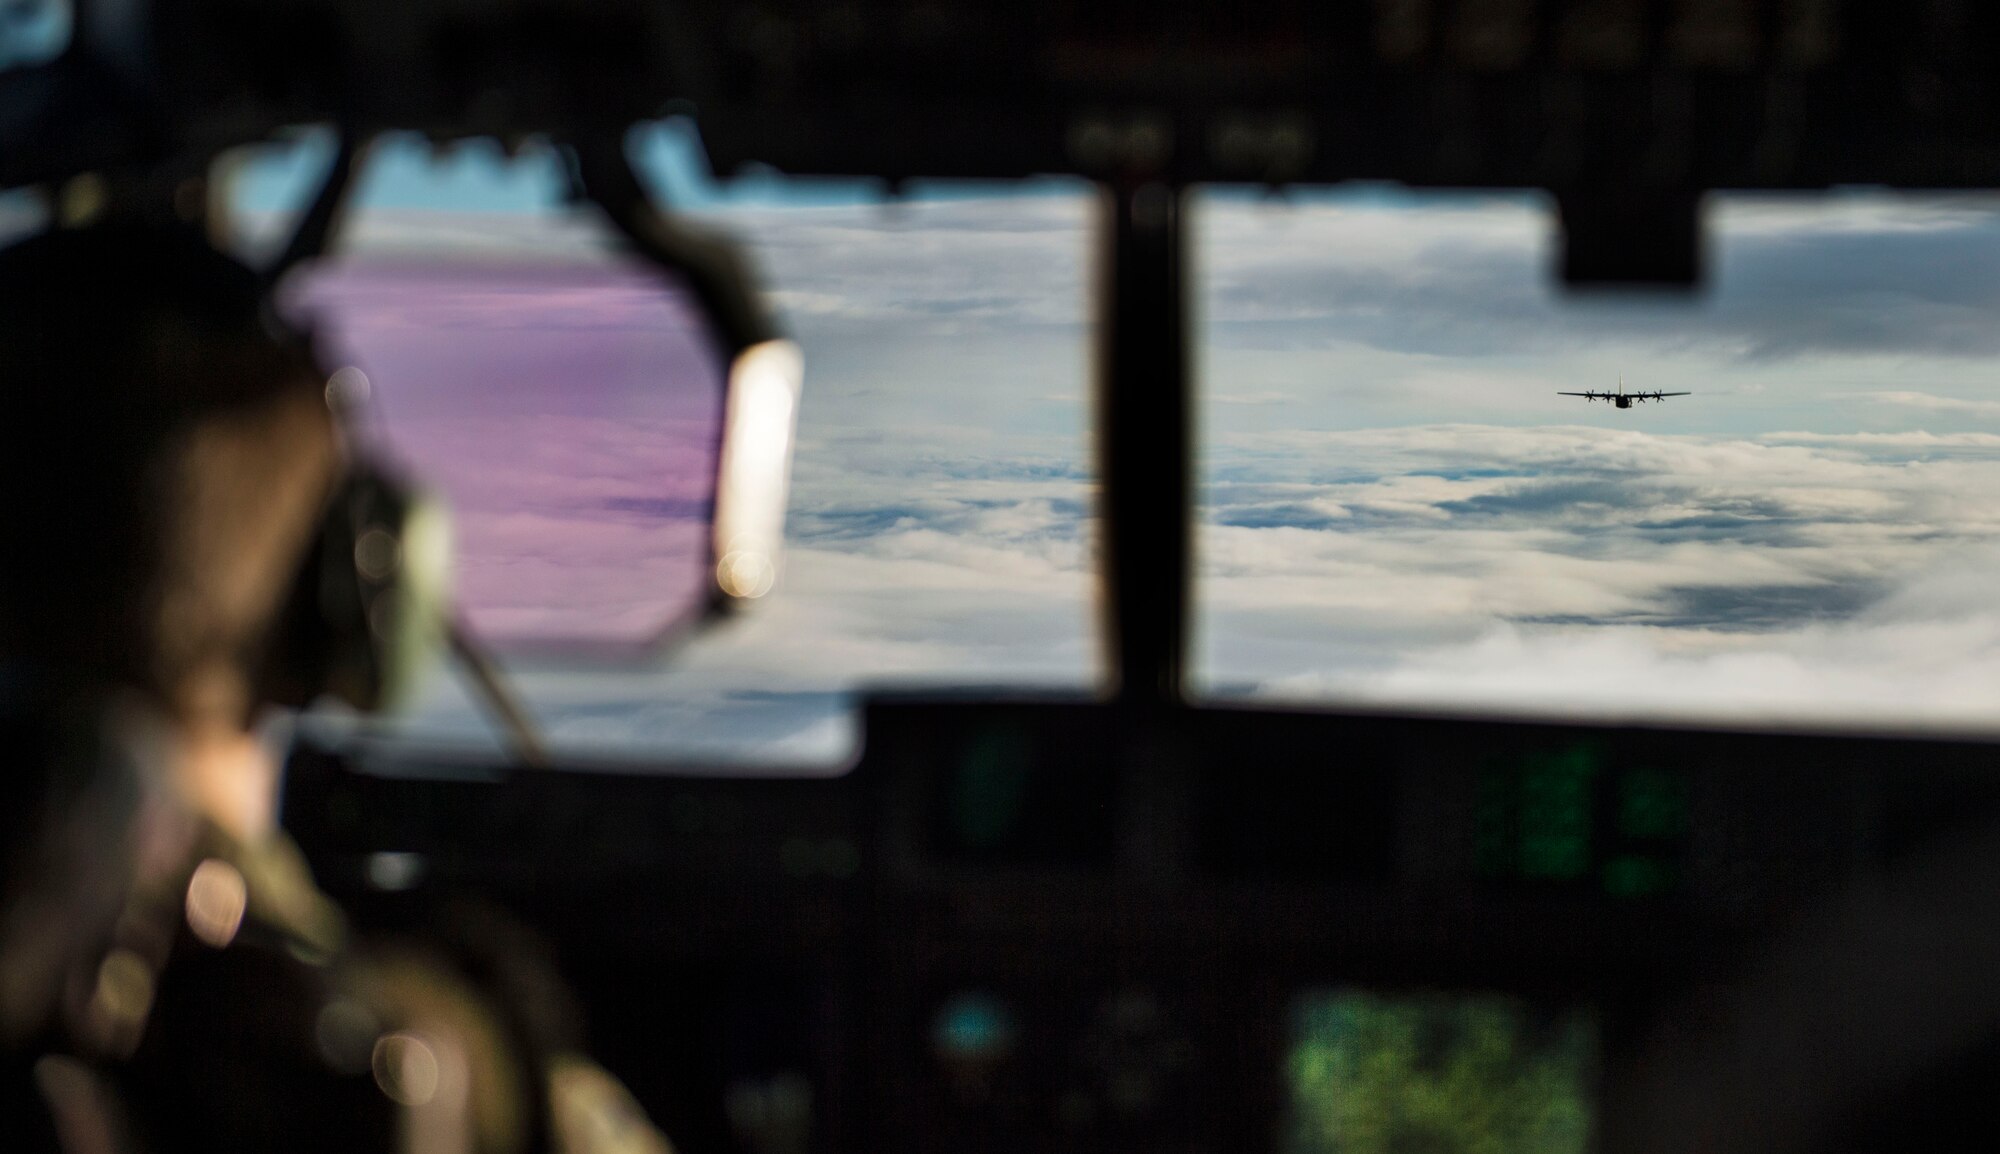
[
  {"x1": 1285, "y1": 989, "x2": 1597, "y2": 1154},
  {"x1": 1474, "y1": 743, "x2": 1690, "y2": 898}
]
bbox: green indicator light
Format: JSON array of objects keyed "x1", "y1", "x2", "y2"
[
  {"x1": 1603, "y1": 855, "x2": 1676, "y2": 898},
  {"x1": 1519, "y1": 829, "x2": 1589, "y2": 879},
  {"x1": 1516, "y1": 744, "x2": 1599, "y2": 880},
  {"x1": 951, "y1": 728, "x2": 1031, "y2": 849},
  {"x1": 1617, "y1": 768, "x2": 1689, "y2": 841}
]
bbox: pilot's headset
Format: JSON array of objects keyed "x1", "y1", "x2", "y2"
[
  {"x1": 240, "y1": 142, "x2": 457, "y2": 719},
  {"x1": 134, "y1": 237, "x2": 454, "y2": 720},
  {"x1": 253, "y1": 359, "x2": 454, "y2": 718},
  {"x1": 247, "y1": 130, "x2": 797, "y2": 721},
  {"x1": 0, "y1": 215, "x2": 450, "y2": 726},
  {"x1": 249, "y1": 129, "x2": 791, "y2": 723}
]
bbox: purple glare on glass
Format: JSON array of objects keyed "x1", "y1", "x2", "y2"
[{"x1": 285, "y1": 257, "x2": 727, "y2": 646}]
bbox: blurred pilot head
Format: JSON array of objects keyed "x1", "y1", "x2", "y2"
[{"x1": 0, "y1": 221, "x2": 339, "y2": 731}]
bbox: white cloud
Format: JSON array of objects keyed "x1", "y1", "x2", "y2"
[
  {"x1": 334, "y1": 190, "x2": 2000, "y2": 764},
  {"x1": 1762, "y1": 430, "x2": 2000, "y2": 448},
  {"x1": 1861, "y1": 391, "x2": 2000, "y2": 417},
  {"x1": 1270, "y1": 576, "x2": 2000, "y2": 733},
  {"x1": 1201, "y1": 420, "x2": 2000, "y2": 732}
]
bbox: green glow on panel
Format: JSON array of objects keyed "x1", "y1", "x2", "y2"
[
  {"x1": 1286, "y1": 990, "x2": 1596, "y2": 1154},
  {"x1": 1617, "y1": 768, "x2": 1689, "y2": 841},
  {"x1": 1516, "y1": 745, "x2": 1599, "y2": 880}
]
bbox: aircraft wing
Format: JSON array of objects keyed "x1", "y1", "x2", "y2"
[
  {"x1": 1653, "y1": 392, "x2": 1692, "y2": 397},
  {"x1": 1555, "y1": 392, "x2": 1596, "y2": 396}
]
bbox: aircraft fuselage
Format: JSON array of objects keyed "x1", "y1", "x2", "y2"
[{"x1": 1615, "y1": 395, "x2": 1632, "y2": 408}]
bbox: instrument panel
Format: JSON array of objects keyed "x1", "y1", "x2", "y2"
[{"x1": 284, "y1": 696, "x2": 2000, "y2": 1152}]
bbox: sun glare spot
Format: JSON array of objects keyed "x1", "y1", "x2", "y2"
[
  {"x1": 184, "y1": 858, "x2": 248, "y2": 948},
  {"x1": 373, "y1": 1031, "x2": 442, "y2": 1105}
]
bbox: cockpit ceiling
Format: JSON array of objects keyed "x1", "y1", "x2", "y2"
[{"x1": 11, "y1": 0, "x2": 2000, "y2": 191}]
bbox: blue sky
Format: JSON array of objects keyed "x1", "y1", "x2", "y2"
[
  {"x1": 234, "y1": 129, "x2": 2000, "y2": 769},
  {"x1": 232, "y1": 121, "x2": 1083, "y2": 221}
]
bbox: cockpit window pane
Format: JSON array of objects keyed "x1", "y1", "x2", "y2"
[
  {"x1": 1194, "y1": 187, "x2": 2000, "y2": 733},
  {"x1": 226, "y1": 131, "x2": 1096, "y2": 768}
]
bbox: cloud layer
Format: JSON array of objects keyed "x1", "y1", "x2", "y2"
[
  {"x1": 1200, "y1": 423, "x2": 2000, "y2": 730},
  {"x1": 303, "y1": 188, "x2": 2000, "y2": 764}
]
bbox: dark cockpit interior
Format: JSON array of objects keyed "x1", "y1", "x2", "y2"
[{"x1": 12, "y1": 3, "x2": 2000, "y2": 1152}]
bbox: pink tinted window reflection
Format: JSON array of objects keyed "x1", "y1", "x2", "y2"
[{"x1": 287, "y1": 259, "x2": 726, "y2": 645}]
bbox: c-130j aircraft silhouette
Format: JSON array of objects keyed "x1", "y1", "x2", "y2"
[{"x1": 1560, "y1": 375, "x2": 1690, "y2": 409}]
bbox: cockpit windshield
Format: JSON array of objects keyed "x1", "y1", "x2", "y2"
[
  {"x1": 1195, "y1": 188, "x2": 2000, "y2": 734},
  {"x1": 227, "y1": 131, "x2": 2000, "y2": 770}
]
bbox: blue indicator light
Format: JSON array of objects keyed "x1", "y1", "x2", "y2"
[{"x1": 931, "y1": 992, "x2": 1021, "y2": 1063}]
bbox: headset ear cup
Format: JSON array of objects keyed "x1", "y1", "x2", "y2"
[
  {"x1": 367, "y1": 491, "x2": 452, "y2": 711},
  {"x1": 254, "y1": 461, "x2": 452, "y2": 715}
]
